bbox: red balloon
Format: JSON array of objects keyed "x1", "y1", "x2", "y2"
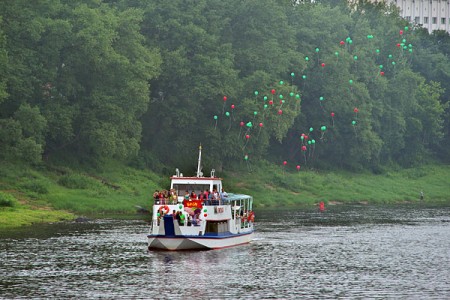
[
  {"x1": 269, "y1": 100, "x2": 274, "y2": 105},
  {"x1": 223, "y1": 96, "x2": 227, "y2": 101},
  {"x1": 354, "y1": 107, "x2": 359, "y2": 113},
  {"x1": 296, "y1": 165, "x2": 301, "y2": 170},
  {"x1": 380, "y1": 71, "x2": 385, "y2": 76},
  {"x1": 339, "y1": 41, "x2": 345, "y2": 45},
  {"x1": 283, "y1": 161, "x2": 287, "y2": 166},
  {"x1": 278, "y1": 109, "x2": 283, "y2": 115},
  {"x1": 245, "y1": 134, "x2": 250, "y2": 139},
  {"x1": 304, "y1": 135, "x2": 309, "y2": 140},
  {"x1": 271, "y1": 89, "x2": 276, "y2": 95},
  {"x1": 331, "y1": 112, "x2": 335, "y2": 117},
  {"x1": 240, "y1": 121, "x2": 244, "y2": 127},
  {"x1": 231, "y1": 104, "x2": 235, "y2": 109},
  {"x1": 396, "y1": 43, "x2": 401, "y2": 48},
  {"x1": 399, "y1": 30, "x2": 403, "y2": 35},
  {"x1": 321, "y1": 63, "x2": 326, "y2": 67},
  {"x1": 259, "y1": 122, "x2": 263, "y2": 127},
  {"x1": 204, "y1": 213, "x2": 208, "y2": 217},
  {"x1": 301, "y1": 145, "x2": 307, "y2": 151}
]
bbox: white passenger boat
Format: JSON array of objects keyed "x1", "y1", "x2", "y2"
[{"x1": 147, "y1": 146, "x2": 255, "y2": 251}]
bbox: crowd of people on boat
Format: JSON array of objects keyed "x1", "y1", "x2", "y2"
[
  {"x1": 156, "y1": 207, "x2": 202, "y2": 227},
  {"x1": 153, "y1": 188, "x2": 228, "y2": 205}
]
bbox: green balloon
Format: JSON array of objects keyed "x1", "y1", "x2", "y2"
[
  {"x1": 349, "y1": 79, "x2": 353, "y2": 84},
  {"x1": 179, "y1": 205, "x2": 183, "y2": 209},
  {"x1": 254, "y1": 91, "x2": 259, "y2": 96},
  {"x1": 305, "y1": 56, "x2": 309, "y2": 61},
  {"x1": 300, "y1": 136, "x2": 304, "y2": 140},
  {"x1": 253, "y1": 111, "x2": 258, "y2": 116},
  {"x1": 321, "y1": 126, "x2": 327, "y2": 131},
  {"x1": 295, "y1": 94, "x2": 300, "y2": 99},
  {"x1": 214, "y1": 115, "x2": 218, "y2": 120},
  {"x1": 409, "y1": 49, "x2": 413, "y2": 53},
  {"x1": 264, "y1": 104, "x2": 268, "y2": 109},
  {"x1": 379, "y1": 65, "x2": 383, "y2": 69},
  {"x1": 408, "y1": 44, "x2": 412, "y2": 48},
  {"x1": 244, "y1": 155, "x2": 248, "y2": 160},
  {"x1": 319, "y1": 96, "x2": 324, "y2": 101},
  {"x1": 388, "y1": 54, "x2": 393, "y2": 58},
  {"x1": 157, "y1": 213, "x2": 160, "y2": 217},
  {"x1": 291, "y1": 72, "x2": 295, "y2": 77},
  {"x1": 308, "y1": 140, "x2": 311, "y2": 145},
  {"x1": 225, "y1": 112, "x2": 230, "y2": 117},
  {"x1": 376, "y1": 49, "x2": 380, "y2": 53},
  {"x1": 352, "y1": 120, "x2": 357, "y2": 125},
  {"x1": 392, "y1": 61, "x2": 396, "y2": 65},
  {"x1": 309, "y1": 127, "x2": 314, "y2": 132},
  {"x1": 281, "y1": 100, "x2": 285, "y2": 104},
  {"x1": 311, "y1": 139, "x2": 316, "y2": 144},
  {"x1": 246, "y1": 122, "x2": 252, "y2": 127},
  {"x1": 279, "y1": 80, "x2": 284, "y2": 85},
  {"x1": 279, "y1": 94, "x2": 283, "y2": 99},
  {"x1": 335, "y1": 51, "x2": 339, "y2": 56},
  {"x1": 203, "y1": 208, "x2": 207, "y2": 212},
  {"x1": 290, "y1": 92, "x2": 294, "y2": 97},
  {"x1": 315, "y1": 47, "x2": 320, "y2": 53},
  {"x1": 302, "y1": 75, "x2": 307, "y2": 79},
  {"x1": 353, "y1": 55, "x2": 358, "y2": 60},
  {"x1": 348, "y1": 39, "x2": 353, "y2": 44},
  {"x1": 402, "y1": 39, "x2": 406, "y2": 43},
  {"x1": 263, "y1": 96, "x2": 268, "y2": 101}
]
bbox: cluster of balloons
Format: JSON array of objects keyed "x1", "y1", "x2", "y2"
[{"x1": 212, "y1": 25, "x2": 414, "y2": 172}]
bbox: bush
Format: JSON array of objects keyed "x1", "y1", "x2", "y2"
[
  {"x1": 20, "y1": 181, "x2": 49, "y2": 194},
  {"x1": 58, "y1": 174, "x2": 94, "y2": 189},
  {"x1": 0, "y1": 192, "x2": 16, "y2": 207}
]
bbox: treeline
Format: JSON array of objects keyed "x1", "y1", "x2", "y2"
[{"x1": 0, "y1": 0, "x2": 449, "y2": 173}]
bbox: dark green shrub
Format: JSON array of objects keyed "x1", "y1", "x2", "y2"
[{"x1": 0, "y1": 192, "x2": 16, "y2": 207}]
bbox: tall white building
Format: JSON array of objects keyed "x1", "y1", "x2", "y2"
[{"x1": 383, "y1": 0, "x2": 450, "y2": 33}]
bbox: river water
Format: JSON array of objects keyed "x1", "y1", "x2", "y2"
[{"x1": 1, "y1": 205, "x2": 449, "y2": 299}]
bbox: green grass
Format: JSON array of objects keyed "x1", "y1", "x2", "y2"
[{"x1": 1, "y1": 159, "x2": 449, "y2": 228}]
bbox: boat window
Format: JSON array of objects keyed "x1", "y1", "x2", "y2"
[{"x1": 205, "y1": 221, "x2": 228, "y2": 234}]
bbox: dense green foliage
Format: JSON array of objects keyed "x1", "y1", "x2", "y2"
[{"x1": 0, "y1": 0, "x2": 449, "y2": 172}]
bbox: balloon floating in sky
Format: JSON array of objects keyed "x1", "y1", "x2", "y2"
[
  {"x1": 214, "y1": 115, "x2": 218, "y2": 120},
  {"x1": 231, "y1": 104, "x2": 235, "y2": 109},
  {"x1": 271, "y1": 89, "x2": 276, "y2": 95},
  {"x1": 223, "y1": 96, "x2": 227, "y2": 101},
  {"x1": 283, "y1": 161, "x2": 287, "y2": 166},
  {"x1": 254, "y1": 91, "x2": 259, "y2": 96},
  {"x1": 296, "y1": 165, "x2": 301, "y2": 171}
]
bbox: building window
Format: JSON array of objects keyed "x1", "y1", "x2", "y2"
[
  {"x1": 432, "y1": 17, "x2": 437, "y2": 24},
  {"x1": 441, "y1": 18, "x2": 446, "y2": 25},
  {"x1": 424, "y1": 17, "x2": 429, "y2": 23},
  {"x1": 415, "y1": 17, "x2": 420, "y2": 23}
]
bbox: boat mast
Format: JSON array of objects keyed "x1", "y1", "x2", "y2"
[{"x1": 196, "y1": 144, "x2": 202, "y2": 177}]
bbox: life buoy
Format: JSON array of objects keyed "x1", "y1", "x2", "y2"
[{"x1": 158, "y1": 205, "x2": 170, "y2": 215}]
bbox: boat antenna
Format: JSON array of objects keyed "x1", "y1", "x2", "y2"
[{"x1": 196, "y1": 144, "x2": 202, "y2": 177}]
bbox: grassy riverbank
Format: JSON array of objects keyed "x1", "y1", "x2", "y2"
[{"x1": 1, "y1": 160, "x2": 450, "y2": 228}]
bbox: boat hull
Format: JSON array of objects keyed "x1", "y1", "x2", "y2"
[{"x1": 147, "y1": 231, "x2": 254, "y2": 251}]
